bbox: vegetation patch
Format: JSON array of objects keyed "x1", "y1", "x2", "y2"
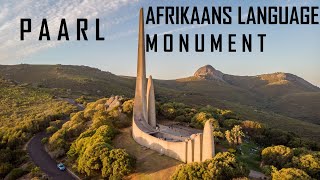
[
  {"x1": 171, "y1": 152, "x2": 250, "y2": 179},
  {"x1": 0, "y1": 78, "x2": 77, "y2": 178},
  {"x1": 48, "y1": 96, "x2": 135, "y2": 179}
]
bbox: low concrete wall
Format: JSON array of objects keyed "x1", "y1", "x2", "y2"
[{"x1": 132, "y1": 117, "x2": 188, "y2": 162}]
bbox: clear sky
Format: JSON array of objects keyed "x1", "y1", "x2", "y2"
[{"x1": 0, "y1": 0, "x2": 319, "y2": 86}]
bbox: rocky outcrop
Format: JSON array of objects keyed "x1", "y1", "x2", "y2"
[
  {"x1": 194, "y1": 65, "x2": 224, "y2": 81},
  {"x1": 258, "y1": 72, "x2": 319, "y2": 90},
  {"x1": 105, "y1": 95, "x2": 122, "y2": 112}
]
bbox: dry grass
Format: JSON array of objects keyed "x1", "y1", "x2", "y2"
[{"x1": 113, "y1": 127, "x2": 181, "y2": 180}]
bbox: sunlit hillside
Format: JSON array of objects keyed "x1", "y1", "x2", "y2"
[{"x1": 0, "y1": 64, "x2": 319, "y2": 141}]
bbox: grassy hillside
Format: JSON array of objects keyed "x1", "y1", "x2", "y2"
[
  {"x1": 270, "y1": 92, "x2": 320, "y2": 125},
  {"x1": 0, "y1": 77, "x2": 77, "y2": 178},
  {"x1": 0, "y1": 64, "x2": 319, "y2": 142},
  {"x1": 0, "y1": 78, "x2": 76, "y2": 128},
  {"x1": 0, "y1": 64, "x2": 135, "y2": 99}
]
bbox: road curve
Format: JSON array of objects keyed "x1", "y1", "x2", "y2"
[{"x1": 27, "y1": 132, "x2": 77, "y2": 180}]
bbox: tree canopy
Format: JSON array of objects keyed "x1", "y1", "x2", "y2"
[{"x1": 171, "y1": 152, "x2": 249, "y2": 180}]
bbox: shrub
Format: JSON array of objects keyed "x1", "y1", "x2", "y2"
[
  {"x1": 159, "y1": 102, "x2": 193, "y2": 121},
  {"x1": 101, "y1": 149, "x2": 135, "y2": 178},
  {"x1": 261, "y1": 145, "x2": 293, "y2": 168},
  {"x1": 171, "y1": 152, "x2": 249, "y2": 179},
  {"x1": 49, "y1": 120, "x2": 63, "y2": 128},
  {"x1": 0, "y1": 163, "x2": 13, "y2": 178},
  {"x1": 67, "y1": 124, "x2": 132, "y2": 179},
  {"x1": 241, "y1": 120, "x2": 264, "y2": 136},
  {"x1": 222, "y1": 119, "x2": 242, "y2": 129},
  {"x1": 225, "y1": 125, "x2": 245, "y2": 146},
  {"x1": 261, "y1": 165, "x2": 273, "y2": 176},
  {"x1": 191, "y1": 112, "x2": 213, "y2": 128},
  {"x1": 271, "y1": 168, "x2": 311, "y2": 180},
  {"x1": 31, "y1": 166, "x2": 42, "y2": 177},
  {"x1": 292, "y1": 151, "x2": 320, "y2": 179},
  {"x1": 75, "y1": 96, "x2": 87, "y2": 105},
  {"x1": 174, "y1": 115, "x2": 187, "y2": 122},
  {"x1": 41, "y1": 137, "x2": 48, "y2": 144},
  {"x1": 122, "y1": 99, "x2": 134, "y2": 115},
  {"x1": 6, "y1": 168, "x2": 28, "y2": 180},
  {"x1": 46, "y1": 126, "x2": 59, "y2": 134}
]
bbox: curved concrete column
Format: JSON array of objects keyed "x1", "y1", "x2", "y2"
[
  {"x1": 202, "y1": 120, "x2": 215, "y2": 161},
  {"x1": 147, "y1": 76, "x2": 157, "y2": 128}
]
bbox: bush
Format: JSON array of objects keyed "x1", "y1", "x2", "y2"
[
  {"x1": 49, "y1": 120, "x2": 63, "y2": 128},
  {"x1": 271, "y1": 168, "x2": 311, "y2": 180},
  {"x1": 191, "y1": 112, "x2": 213, "y2": 128},
  {"x1": 159, "y1": 102, "x2": 195, "y2": 122},
  {"x1": 67, "y1": 124, "x2": 133, "y2": 179},
  {"x1": 101, "y1": 149, "x2": 135, "y2": 178},
  {"x1": 261, "y1": 165, "x2": 272, "y2": 176},
  {"x1": 222, "y1": 119, "x2": 242, "y2": 129},
  {"x1": 241, "y1": 120, "x2": 264, "y2": 136},
  {"x1": 75, "y1": 96, "x2": 87, "y2": 105},
  {"x1": 0, "y1": 163, "x2": 13, "y2": 178},
  {"x1": 46, "y1": 126, "x2": 59, "y2": 134},
  {"x1": 6, "y1": 168, "x2": 28, "y2": 180},
  {"x1": 174, "y1": 115, "x2": 187, "y2": 122},
  {"x1": 292, "y1": 151, "x2": 320, "y2": 179},
  {"x1": 261, "y1": 145, "x2": 293, "y2": 168},
  {"x1": 171, "y1": 152, "x2": 249, "y2": 179},
  {"x1": 122, "y1": 99, "x2": 134, "y2": 115},
  {"x1": 31, "y1": 166, "x2": 42, "y2": 177},
  {"x1": 41, "y1": 137, "x2": 48, "y2": 144},
  {"x1": 225, "y1": 125, "x2": 245, "y2": 146}
]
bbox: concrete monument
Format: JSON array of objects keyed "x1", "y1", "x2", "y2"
[{"x1": 132, "y1": 8, "x2": 215, "y2": 163}]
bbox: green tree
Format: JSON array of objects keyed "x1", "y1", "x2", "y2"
[{"x1": 101, "y1": 149, "x2": 135, "y2": 178}]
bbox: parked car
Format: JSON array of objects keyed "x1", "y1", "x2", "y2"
[{"x1": 57, "y1": 163, "x2": 66, "y2": 171}]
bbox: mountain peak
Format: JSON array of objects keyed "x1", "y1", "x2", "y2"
[{"x1": 194, "y1": 65, "x2": 224, "y2": 81}]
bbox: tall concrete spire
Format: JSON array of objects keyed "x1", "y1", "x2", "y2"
[
  {"x1": 133, "y1": 8, "x2": 147, "y2": 121},
  {"x1": 147, "y1": 75, "x2": 156, "y2": 128},
  {"x1": 202, "y1": 120, "x2": 215, "y2": 161}
]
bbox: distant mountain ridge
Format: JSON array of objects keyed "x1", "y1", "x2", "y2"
[
  {"x1": 193, "y1": 65, "x2": 319, "y2": 92},
  {"x1": 0, "y1": 64, "x2": 320, "y2": 141}
]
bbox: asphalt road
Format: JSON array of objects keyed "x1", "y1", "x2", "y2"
[{"x1": 27, "y1": 132, "x2": 76, "y2": 180}]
